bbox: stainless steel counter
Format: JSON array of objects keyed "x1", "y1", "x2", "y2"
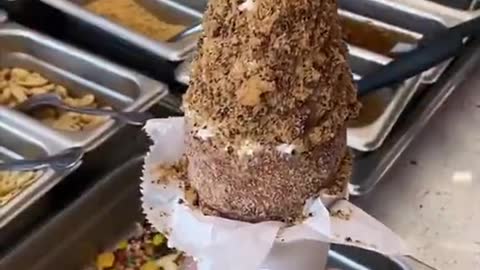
[{"x1": 354, "y1": 68, "x2": 480, "y2": 269}]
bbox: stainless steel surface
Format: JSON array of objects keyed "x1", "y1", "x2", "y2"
[
  {"x1": 0, "y1": 156, "x2": 419, "y2": 270},
  {"x1": 0, "y1": 9, "x2": 7, "y2": 23},
  {"x1": 353, "y1": 58, "x2": 480, "y2": 270},
  {"x1": 384, "y1": 0, "x2": 480, "y2": 21},
  {"x1": 17, "y1": 93, "x2": 153, "y2": 126},
  {"x1": 175, "y1": 58, "x2": 190, "y2": 85},
  {"x1": 0, "y1": 109, "x2": 79, "y2": 228},
  {"x1": 427, "y1": 0, "x2": 476, "y2": 10},
  {"x1": 173, "y1": 0, "x2": 458, "y2": 151},
  {"x1": 0, "y1": 147, "x2": 83, "y2": 171},
  {"x1": 350, "y1": 36, "x2": 480, "y2": 195},
  {"x1": 0, "y1": 22, "x2": 168, "y2": 151},
  {"x1": 40, "y1": 0, "x2": 203, "y2": 61},
  {"x1": 169, "y1": 22, "x2": 202, "y2": 42},
  {"x1": 338, "y1": 0, "x2": 454, "y2": 84}
]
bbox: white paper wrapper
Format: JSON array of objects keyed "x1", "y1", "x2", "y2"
[{"x1": 141, "y1": 117, "x2": 413, "y2": 270}]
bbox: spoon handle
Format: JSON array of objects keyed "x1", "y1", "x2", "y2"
[
  {"x1": 0, "y1": 159, "x2": 51, "y2": 171},
  {"x1": 0, "y1": 147, "x2": 84, "y2": 172},
  {"x1": 357, "y1": 34, "x2": 464, "y2": 96},
  {"x1": 58, "y1": 105, "x2": 153, "y2": 126},
  {"x1": 357, "y1": 15, "x2": 480, "y2": 96}
]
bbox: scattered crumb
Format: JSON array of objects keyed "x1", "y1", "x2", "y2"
[
  {"x1": 184, "y1": 185, "x2": 199, "y2": 206},
  {"x1": 345, "y1": 237, "x2": 352, "y2": 242},
  {"x1": 409, "y1": 160, "x2": 418, "y2": 166},
  {"x1": 324, "y1": 152, "x2": 352, "y2": 196},
  {"x1": 419, "y1": 204, "x2": 423, "y2": 209},
  {"x1": 151, "y1": 157, "x2": 188, "y2": 184},
  {"x1": 435, "y1": 191, "x2": 451, "y2": 196},
  {"x1": 330, "y1": 207, "x2": 352, "y2": 220}
]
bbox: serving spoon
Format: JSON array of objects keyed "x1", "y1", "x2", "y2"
[
  {"x1": 0, "y1": 147, "x2": 84, "y2": 172},
  {"x1": 357, "y1": 15, "x2": 480, "y2": 96},
  {"x1": 16, "y1": 93, "x2": 153, "y2": 126}
]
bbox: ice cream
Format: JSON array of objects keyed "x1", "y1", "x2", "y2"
[{"x1": 183, "y1": 0, "x2": 359, "y2": 223}]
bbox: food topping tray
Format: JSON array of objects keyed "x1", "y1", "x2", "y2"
[
  {"x1": 40, "y1": 0, "x2": 203, "y2": 61},
  {"x1": 0, "y1": 22, "x2": 168, "y2": 150},
  {"x1": 0, "y1": 108, "x2": 76, "y2": 227},
  {"x1": 0, "y1": 19, "x2": 168, "y2": 227}
]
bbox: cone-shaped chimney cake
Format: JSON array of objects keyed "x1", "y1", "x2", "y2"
[{"x1": 183, "y1": 0, "x2": 360, "y2": 223}]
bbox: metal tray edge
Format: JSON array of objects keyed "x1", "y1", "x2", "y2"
[{"x1": 39, "y1": 0, "x2": 201, "y2": 61}]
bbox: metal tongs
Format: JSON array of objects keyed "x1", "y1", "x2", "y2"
[
  {"x1": 357, "y1": 15, "x2": 480, "y2": 96},
  {"x1": 0, "y1": 147, "x2": 84, "y2": 172},
  {"x1": 16, "y1": 93, "x2": 153, "y2": 126}
]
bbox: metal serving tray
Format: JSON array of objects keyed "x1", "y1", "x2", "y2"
[
  {"x1": 173, "y1": 0, "x2": 454, "y2": 151},
  {"x1": 0, "y1": 108, "x2": 79, "y2": 228},
  {"x1": 350, "y1": 36, "x2": 480, "y2": 195},
  {"x1": 427, "y1": 0, "x2": 478, "y2": 10},
  {"x1": 0, "y1": 156, "x2": 419, "y2": 270},
  {"x1": 39, "y1": 0, "x2": 203, "y2": 62},
  {"x1": 0, "y1": 22, "x2": 168, "y2": 151},
  {"x1": 386, "y1": 0, "x2": 480, "y2": 18}
]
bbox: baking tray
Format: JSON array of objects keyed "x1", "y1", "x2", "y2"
[
  {"x1": 0, "y1": 156, "x2": 417, "y2": 270},
  {"x1": 0, "y1": 108, "x2": 79, "y2": 228},
  {"x1": 173, "y1": 0, "x2": 452, "y2": 151},
  {"x1": 0, "y1": 21, "x2": 168, "y2": 151},
  {"x1": 39, "y1": 0, "x2": 203, "y2": 62}
]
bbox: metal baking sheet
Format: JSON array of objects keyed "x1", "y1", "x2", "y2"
[
  {"x1": 0, "y1": 156, "x2": 414, "y2": 270},
  {"x1": 39, "y1": 0, "x2": 203, "y2": 61},
  {"x1": 0, "y1": 22, "x2": 168, "y2": 151},
  {"x1": 0, "y1": 108, "x2": 78, "y2": 228}
]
